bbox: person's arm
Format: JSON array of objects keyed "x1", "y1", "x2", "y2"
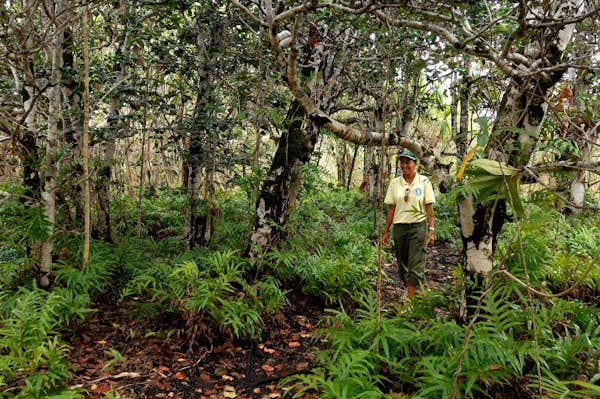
[
  {"x1": 382, "y1": 205, "x2": 395, "y2": 245},
  {"x1": 424, "y1": 203, "x2": 435, "y2": 245}
]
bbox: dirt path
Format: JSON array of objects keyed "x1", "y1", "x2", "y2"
[{"x1": 67, "y1": 241, "x2": 460, "y2": 399}]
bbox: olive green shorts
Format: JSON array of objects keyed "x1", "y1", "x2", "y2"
[{"x1": 392, "y1": 222, "x2": 427, "y2": 287}]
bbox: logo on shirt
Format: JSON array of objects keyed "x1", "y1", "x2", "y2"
[{"x1": 413, "y1": 187, "x2": 423, "y2": 197}]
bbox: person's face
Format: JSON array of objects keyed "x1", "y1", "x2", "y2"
[{"x1": 400, "y1": 157, "x2": 417, "y2": 176}]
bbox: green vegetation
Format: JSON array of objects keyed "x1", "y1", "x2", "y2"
[{"x1": 1, "y1": 175, "x2": 599, "y2": 397}]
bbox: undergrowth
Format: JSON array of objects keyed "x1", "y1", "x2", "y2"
[
  {"x1": 258, "y1": 182, "x2": 383, "y2": 303},
  {"x1": 282, "y1": 198, "x2": 600, "y2": 398},
  {"x1": 0, "y1": 285, "x2": 91, "y2": 398},
  {"x1": 282, "y1": 279, "x2": 600, "y2": 398},
  {"x1": 1, "y1": 176, "x2": 598, "y2": 398}
]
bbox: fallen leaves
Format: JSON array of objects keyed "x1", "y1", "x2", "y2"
[
  {"x1": 223, "y1": 385, "x2": 237, "y2": 398},
  {"x1": 295, "y1": 362, "x2": 309, "y2": 371},
  {"x1": 157, "y1": 365, "x2": 170, "y2": 373},
  {"x1": 90, "y1": 383, "x2": 110, "y2": 393},
  {"x1": 261, "y1": 364, "x2": 275, "y2": 373},
  {"x1": 67, "y1": 296, "x2": 324, "y2": 399}
]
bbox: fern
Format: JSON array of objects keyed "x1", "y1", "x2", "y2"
[
  {"x1": 283, "y1": 349, "x2": 384, "y2": 399},
  {"x1": 0, "y1": 286, "x2": 90, "y2": 398},
  {"x1": 121, "y1": 251, "x2": 278, "y2": 340},
  {"x1": 532, "y1": 375, "x2": 600, "y2": 399}
]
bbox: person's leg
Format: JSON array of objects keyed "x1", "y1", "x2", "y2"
[
  {"x1": 405, "y1": 223, "x2": 427, "y2": 298},
  {"x1": 393, "y1": 224, "x2": 410, "y2": 288}
]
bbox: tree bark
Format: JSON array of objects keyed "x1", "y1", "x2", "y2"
[
  {"x1": 13, "y1": 0, "x2": 43, "y2": 264},
  {"x1": 249, "y1": 100, "x2": 317, "y2": 253},
  {"x1": 94, "y1": 106, "x2": 116, "y2": 243},
  {"x1": 459, "y1": 0, "x2": 585, "y2": 282},
  {"x1": 40, "y1": 0, "x2": 68, "y2": 286},
  {"x1": 60, "y1": 25, "x2": 84, "y2": 228},
  {"x1": 456, "y1": 61, "x2": 471, "y2": 159},
  {"x1": 248, "y1": 24, "x2": 353, "y2": 255},
  {"x1": 82, "y1": 2, "x2": 91, "y2": 266},
  {"x1": 183, "y1": 13, "x2": 223, "y2": 249}
]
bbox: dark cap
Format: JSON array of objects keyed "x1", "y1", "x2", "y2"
[{"x1": 399, "y1": 149, "x2": 418, "y2": 161}]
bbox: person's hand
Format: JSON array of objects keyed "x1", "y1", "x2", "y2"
[
  {"x1": 382, "y1": 231, "x2": 389, "y2": 245},
  {"x1": 426, "y1": 229, "x2": 435, "y2": 245}
]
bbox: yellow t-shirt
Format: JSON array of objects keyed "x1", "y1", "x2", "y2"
[{"x1": 384, "y1": 173, "x2": 435, "y2": 224}]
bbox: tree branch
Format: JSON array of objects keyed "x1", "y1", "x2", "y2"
[
  {"x1": 371, "y1": 10, "x2": 522, "y2": 78},
  {"x1": 229, "y1": 0, "x2": 267, "y2": 27},
  {"x1": 522, "y1": 167, "x2": 600, "y2": 210},
  {"x1": 527, "y1": 161, "x2": 600, "y2": 176},
  {"x1": 525, "y1": 5, "x2": 600, "y2": 28}
]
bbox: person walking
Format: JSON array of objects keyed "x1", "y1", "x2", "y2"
[{"x1": 382, "y1": 149, "x2": 436, "y2": 299}]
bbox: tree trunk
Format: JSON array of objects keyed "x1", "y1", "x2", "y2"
[
  {"x1": 40, "y1": 0, "x2": 67, "y2": 286},
  {"x1": 183, "y1": 14, "x2": 223, "y2": 249},
  {"x1": 249, "y1": 100, "x2": 317, "y2": 254},
  {"x1": 60, "y1": 25, "x2": 84, "y2": 228},
  {"x1": 184, "y1": 131, "x2": 205, "y2": 249},
  {"x1": 203, "y1": 124, "x2": 217, "y2": 244},
  {"x1": 93, "y1": 106, "x2": 116, "y2": 243},
  {"x1": 459, "y1": 0, "x2": 585, "y2": 287},
  {"x1": 456, "y1": 61, "x2": 471, "y2": 159},
  {"x1": 14, "y1": 0, "x2": 43, "y2": 263},
  {"x1": 346, "y1": 143, "x2": 359, "y2": 190},
  {"x1": 93, "y1": 2, "x2": 138, "y2": 242},
  {"x1": 82, "y1": 2, "x2": 91, "y2": 266},
  {"x1": 336, "y1": 141, "x2": 348, "y2": 187}
]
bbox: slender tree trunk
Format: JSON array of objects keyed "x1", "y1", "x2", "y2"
[
  {"x1": 94, "y1": 103, "x2": 116, "y2": 242},
  {"x1": 450, "y1": 73, "x2": 459, "y2": 149},
  {"x1": 336, "y1": 141, "x2": 348, "y2": 186},
  {"x1": 184, "y1": 14, "x2": 223, "y2": 249},
  {"x1": 393, "y1": 59, "x2": 421, "y2": 175},
  {"x1": 203, "y1": 123, "x2": 217, "y2": 243},
  {"x1": 137, "y1": 67, "x2": 149, "y2": 236},
  {"x1": 456, "y1": 61, "x2": 471, "y2": 159},
  {"x1": 14, "y1": 1, "x2": 43, "y2": 263},
  {"x1": 346, "y1": 143, "x2": 359, "y2": 190},
  {"x1": 40, "y1": 0, "x2": 67, "y2": 286},
  {"x1": 60, "y1": 25, "x2": 84, "y2": 228},
  {"x1": 93, "y1": 3, "x2": 137, "y2": 242},
  {"x1": 184, "y1": 129, "x2": 205, "y2": 249},
  {"x1": 362, "y1": 146, "x2": 375, "y2": 196},
  {"x1": 82, "y1": 2, "x2": 91, "y2": 266},
  {"x1": 124, "y1": 138, "x2": 135, "y2": 197}
]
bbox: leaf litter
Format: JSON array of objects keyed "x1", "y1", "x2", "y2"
[{"x1": 66, "y1": 241, "x2": 458, "y2": 398}]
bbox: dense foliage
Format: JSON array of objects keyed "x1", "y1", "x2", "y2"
[
  {"x1": 0, "y1": 1, "x2": 599, "y2": 398},
  {"x1": 1, "y1": 172, "x2": 599, "y2": 397}
]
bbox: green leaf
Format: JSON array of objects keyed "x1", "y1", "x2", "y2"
[
  {"x1": 474, "y1": 116, "x2": 490, "y2": 147},
  {"x1": 470, "y1": 159, "x2": 520, "y2": 176}
]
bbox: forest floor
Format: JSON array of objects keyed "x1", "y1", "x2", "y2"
[{"x1": 66, "y1": 240, "x2": 462, "y2": 399}]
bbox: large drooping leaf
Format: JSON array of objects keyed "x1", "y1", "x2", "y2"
[{"x1": 461, "y1": 158, "x2": 524, "y2": 218}]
